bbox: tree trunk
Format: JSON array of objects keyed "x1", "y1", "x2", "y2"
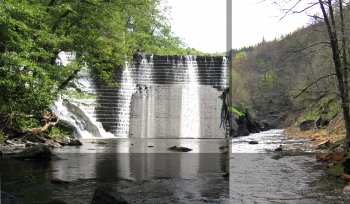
[{"x1": 319, "y1": 0, "x2": 350, "y2": 141}]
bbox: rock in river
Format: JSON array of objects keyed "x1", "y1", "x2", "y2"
[
  {"x1": 91, "y1": 185, "x2": 128, "y2": 204},
  {"x1": 167, "y1": 146, "x2": 192, "y2": 152},
  {"x1": 1, "y1": 191, "x2": 26, "y2": 204},
  {"x1": 12, "y1": 144, "x2": 52, "y2": 160}
]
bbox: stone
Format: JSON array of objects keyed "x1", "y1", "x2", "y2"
[
  {"x1": 248, "y1": 141, "x2": 258, "y2": 144},
  {"x1": 12, "y1": 144, "x2": 52, "y2": 160},
  {"x1": 236, "y1": 125, "x2": 250, "y2": 136},
  {"x1": 343, "y1": 185, "x2": 350, "y2": 195},
  {"x1": 167, "y1": 146, "x2": 192, "y2": 152},
  {"x1": 1, "y1": 191, "x2": 26, "y2": 204},
  {"x1": 91, "y1": 185, "x2": 128, "y2": 204},
  {"x1": 68, "y1": 139, "x2": 83, "y2": 146},
  {"x1": 343, "y1": 158, "x2": 350, "y2": 174},
  {"x1": 299, "y1": 120, "x2": 315, "y2": 131},
  {"x1": 0, "y1": 150, "x2": 3, "y2": 156},
  {"x1": 275, "y1": 145, "x2": 283, "y2": 151}
]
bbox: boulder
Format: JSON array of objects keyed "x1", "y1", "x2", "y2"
[
  {"x1": 343, "y1": 158, "x2": 350, "y2": 174},
  {"x1": 236, "y1": 125, "x2": 250, "y2": 136},
  {"x1": 68, "y1": 139, "x2": 83, "y2": 146},
  {"x1": 299, "y1": 120, "x2": 315, "y2": 131},
  {"x1": 12, "y1": 144, "x2": 52, "y2": 160},
  {"x1": 343, "y1": 185, "x2": 350, "y2": 195},
  {"x1": 1, "y1": 191, "x2": 26, "y2": 204},
  {"x1": 248, "y1": 141, "x2": 258, "y2": 144},
  {"x1": 167, "y1": 146, "x2": 192, "y2": 152},
  {"x1": 91, "y1": 185, "x2": 128, "y2": 204}
]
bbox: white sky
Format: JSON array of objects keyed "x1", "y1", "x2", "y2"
[{"x1": 167, "y1": 0, "x2": 317, "y2": 53}]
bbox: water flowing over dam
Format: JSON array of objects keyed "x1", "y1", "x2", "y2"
[{"x1": 55, "y1": 53, "x2": 229, "y2": 138}]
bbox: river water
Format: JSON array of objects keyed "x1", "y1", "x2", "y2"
[{"x1": 1, "y1": 130, "x2": 350, "y2": 203}]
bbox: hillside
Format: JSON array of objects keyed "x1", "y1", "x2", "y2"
[{"x1": 230, "y1": 6, "x2": 350, "y2": 134}]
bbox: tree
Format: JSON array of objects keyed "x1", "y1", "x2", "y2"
[
  {"x1": 272, "y1": 0, "x2": 350, "y2": 143},
  {"x1": 0, "y1": 0, "x2": 184, "y2": 135}
]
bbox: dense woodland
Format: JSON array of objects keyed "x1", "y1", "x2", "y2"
[
  {"x1": 230, "y1": 0, "x2": 350, "y2": 139},
  {"x1": 0, "y1": 0, "x2": 206, "y2": 138}
]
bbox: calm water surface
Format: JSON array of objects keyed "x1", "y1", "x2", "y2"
[{"x1": 1, "y1": 138, "x2": 229, "y2": 204}]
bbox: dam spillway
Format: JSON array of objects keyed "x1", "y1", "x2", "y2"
[
  {"x1": 65, "y1": 54, "x2": 229, "y2": 138},
  {"x1": 93, "y1": 54, "x2": 229, "y2": 138}
]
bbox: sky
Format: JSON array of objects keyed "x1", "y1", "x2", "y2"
[{"x1": 167, "y1": 0, "x2": 317, "y2": 53}]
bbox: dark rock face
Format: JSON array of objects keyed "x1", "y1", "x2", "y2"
[
  {"x1": 68, "y1": 139, "x2": 83, "y2": 146},
  {"x1": 300, "y1": 120, "x2": 315, "y2": 131},
  {"x1": 91, "y1": 185, "x2": 128, "y2": 204},
  {"x1": 343, "y1": 158, "x2": 350, "y2": 174},
  {"x1": 167, "y1": 146, "x2": 192, "y2": 152},
  {"x1": 1, "y1": 191, "x2": 26, "y2": 204},
  {"x1": 12, "y1": 144, "x2": 52, "y2": 160},
  {"x1": 229, "y1": 108, "x2": 270, "y2": 137}
]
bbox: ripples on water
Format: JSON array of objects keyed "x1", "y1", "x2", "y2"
[{"x1": 230, "y1": 130, "x2": 350, "y2": 203}]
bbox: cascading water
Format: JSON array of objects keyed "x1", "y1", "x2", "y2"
[
  {"x1": 54, "y1": 53, "x2": 229, "y2": 139},
  {"x1": 180, "y1": 55, "x2": 200, "y2": 138},
  {"x1": 52, "y1": 51, "x2": 114, "y2": 138}
]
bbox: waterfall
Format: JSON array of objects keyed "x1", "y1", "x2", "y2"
[
  {"x1": 180, "y1": 55, "x2": 200, "y2": 138},
  {"x1": 54, "y1": 53, "x2": 229, "y2": 139}
]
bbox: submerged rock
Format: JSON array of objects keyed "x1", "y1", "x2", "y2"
[
  {"x1": 167, "y1": 146, "x2": 192, "y2": 152},
  {"x1": 12, "y1": 144, "x2": 52, "y2": 160},
  {"x1": 91, "y1": 185, "x2": 128, "y2": 204},
  {"x1": 1, "y1": 191, "x2": 26, "y2": 204},
  {"x1": 68, "y1": 139, "x2": 83, "y2": 146}
]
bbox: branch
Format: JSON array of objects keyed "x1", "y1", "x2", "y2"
[
  {"x1": 291, "y1": 41, "x2": 330, "y2": 52},
  {"x1": 294, "y1": 73, "x2": 336, "y2": 99}
]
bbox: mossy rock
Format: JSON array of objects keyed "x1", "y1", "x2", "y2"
[{"x1": 12, "y1": 144, "x2": 52, "y2": 160}]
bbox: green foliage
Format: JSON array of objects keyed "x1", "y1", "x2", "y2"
[
  {"x1": 0, "y1": 133, "x2": 4, "y2": 140},
  {"x1": 0, "y1": 0, "x2": 188, "y2": 130},
  {"x1": 326, "y1": 161, "x2": 344, "y2": 177},
  {"x1": 230, "y1": 106, "x2": 245, "y2": 116},
  {"x1": 49, "y1": 126, "x2": 73, "y2": 138}
]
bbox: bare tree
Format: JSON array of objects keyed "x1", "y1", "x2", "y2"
[{"x1": 273, "y1": 0, "x2": 350, "y2": 142}]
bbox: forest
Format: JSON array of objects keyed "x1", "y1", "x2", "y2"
[
  {"x1": 0, "y1": 0, "x2": 208, "y2": 138},
  {"x1": 230, "y1": 1, "x2": 350, "y2": 143}
]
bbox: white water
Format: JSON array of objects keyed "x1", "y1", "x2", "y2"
[
  {"x1": 53, "y1": 51, "x2": 115, "y2": 139},
  {"x1": 180, "y1": 55, "x2": 200, "y2": 138}
]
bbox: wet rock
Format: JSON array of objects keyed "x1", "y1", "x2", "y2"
[
  {"x1": 167, "y1": 146, "x2": 192, "y2": 152},
  {"x1": 248, "y1": 141, "x2": 258, "y2": 144},
  {"x1": 299, "y1": 120, "x2": 315, "y2": 131},
  {"x1": 12, "y1": 144, "x2": 52, "y2": 160},
  {"x1": 236, "y1": 125, "x2": 250, "y2": 136},
  {"x1": 1, "y1": 191, "x2": 26, "y2": 204},
  {"x1": 275, "y1": 145, "x2": 283, "y2": 151},
  {"x1": 68, "y1": 139, "x2": 82, "y2": 146},
  {"x1": 51, "y1": 179, "x2": 76, "y2": 185},
  {"x1": 91, "y1": 185, "x2": 128, "y2": 204},
  {"x1": 0, "y1": 150, "x2": 3, "y2": 156},
  {"x1": 343, "y1": 185, "x2": 350, "y2": 195},
  {"x1": 219, "y1": 146, "x2": 229, "y2": 150},
  {"x1": 343, "y1": 158, "x2": 350, "y2": 174}
]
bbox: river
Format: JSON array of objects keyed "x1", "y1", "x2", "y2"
[{"x1": 1, "y1": 130, "x2": 350, "y2": 203}]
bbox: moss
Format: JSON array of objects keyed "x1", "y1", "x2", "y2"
[{"x1": 326, "y1": 161, "x2": 344, "y2": 176}]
